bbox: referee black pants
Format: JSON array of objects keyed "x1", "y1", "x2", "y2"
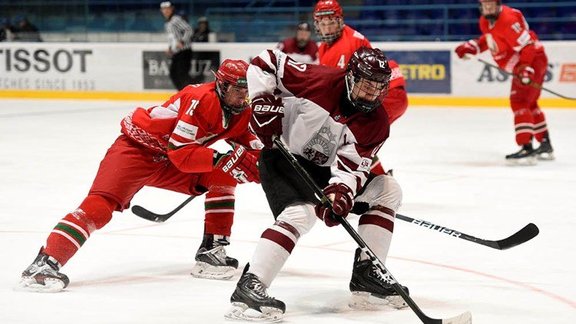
[{"x1": 169, "y1": 49, "x2": 193, "y2": 90}]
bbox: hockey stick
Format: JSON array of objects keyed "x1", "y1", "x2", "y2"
[
  {"x1": 131, "y1": 195, "x2": 196, "y2": 222},
  {"x1": 273, "y1": 137, "x2": 472, "y2": 324},
  {"x1": 475, "y1": 57, "x2": 576, "y2": 101},
  {"x1": 395, "y1": 214, "x2": 539, "y2": 250},
  {"x1": 132, "y1": 189, "x2": 538, "y2": 250}
]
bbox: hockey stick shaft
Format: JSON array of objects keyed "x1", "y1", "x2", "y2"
[
  {"x1": 273, "y1": 137, "x2": 470, "y2": 324},
  {"x1": 131, "y1": 195, "x2": 196, "y2": 222},
  {"x1": 476, "y1": 57, "x2": 576, "y2": 100},
  {"x1": 395, "y1": 213, "x2": 539, "y2": 250}
]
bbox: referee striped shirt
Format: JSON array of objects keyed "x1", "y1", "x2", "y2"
[{"x1": 164, "y1": 14, "x2": 193, "y2": 53}]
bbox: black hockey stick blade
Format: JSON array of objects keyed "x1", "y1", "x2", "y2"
[
  {"x1": 131, "y1": 195, "x2": 196, "y2": 223},
  {"x1": 492, "y1": 222, "x2": 539, "y2": 250},
  {"x1": 396, "y1": 214, "x2": 539, "y2": 250}
]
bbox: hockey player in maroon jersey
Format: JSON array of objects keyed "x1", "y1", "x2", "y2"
[
  {"x1": 313, "y1": 0, "x2": 408, "y2": 175},
  {"x1": 19, "y1": 59, "x2": 262, "y2": 292},
  {"x1": 276, "y1": 22, "x2": 319, "y2": 64},
  {"x1": 455, "y1": 0, "x2": 554, "y2": 164},
  {"x1": 225, "y1": 47, "x2": 408, "y2": 321}
]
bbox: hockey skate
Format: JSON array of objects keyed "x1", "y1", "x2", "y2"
[
  {"x1": 534, "y1": 138, "x2": 555, "y2": 161},
  {"x1": 226, "y1": 267, "x2": 285, "y2": 322},
  {"x1": 349, "y1": 249, "x2": 408, "y2": 310},
  {"x1": 18, "y1": 249, "x2": 69, "y2": 293},
  {"x1": 505, "y1": 144, "x2": 537, "y2": 166},
  {"x1": 191, "y1": 234, "x2": 238, "y2": 280}
]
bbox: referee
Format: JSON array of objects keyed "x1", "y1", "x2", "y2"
[{"x1": 160, "y1": 1, "x2": 194, "y2": 90}]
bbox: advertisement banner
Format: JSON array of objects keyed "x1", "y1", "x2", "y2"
[
  {"x1": 451, "y1": 42, "x2": 576, "y2": 98},
  {"x1": 0, "y1": 41, "x2": 573, "y2": 104},
  {"x1": 142, "y1": 50, "x2": 220, "y2": 90},
  {"x1": 0, "y1": 43, "x2": 146, "y2": 92},
  {"x1": 385, "y1": 50, "x2": 451, "y2": 94}
]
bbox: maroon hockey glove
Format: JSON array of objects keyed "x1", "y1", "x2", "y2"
[
  {"x1": 514, "y1": 64, "x2": 535, "y2": 85},
  {"x1": 216, "y1": 146, "x2": 260, "y2": 184},
  {"x1": 315, "y1": 183, "x2": 354, "y2": 227},
  {"x1": 455, "y1": 40, "x2": 479, "y2": 59},
  {"x1": 249, "y1": 94, "x2": 284, "y2": 148}
]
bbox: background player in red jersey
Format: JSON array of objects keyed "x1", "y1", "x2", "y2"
[
  {"x1": 225, "y1": 47, "x2": 408, "y2": 321},
  {"x1": 276, "y1": 22, "x2": 319, "y2": 64},
  {"x1": 19, "y1": 59, "x2": 262, "y2": 292},
  {"x1": 314, "y1": 0, "x2": 370, "y2": 69},
  {"x1": 455, "y1": 0, "x2": 554, "y2": 165},
  {"x1": 313, "y1": 0, "x2": 408, "y2": 175}
]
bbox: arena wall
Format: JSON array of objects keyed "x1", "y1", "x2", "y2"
[{"x1": 0, "y1": 41, "x2": 574, "y2": 107}]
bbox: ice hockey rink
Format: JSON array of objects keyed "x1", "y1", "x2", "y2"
[{"x1": 1, "y1": 99, "x2": 575, "y2": 324}]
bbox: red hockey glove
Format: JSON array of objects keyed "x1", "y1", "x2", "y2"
[
  {"x1": 216, "y1": 146, "x2": 260, "y2": 184},
  {"x1": 455, "y1": 40, "x2": 479, "y2": 59},
  {"x1": 250, "y1": 94, "x2": 284, "y2": 148},
  {"x1": 314, "y1": 183, "x2": 354, "y2": 227},
  {"x1": 514, "y1": 64, "x2": 535, "y2": 85}
]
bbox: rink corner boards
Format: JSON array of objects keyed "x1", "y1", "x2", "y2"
[{"x1": 0, "y1": 90, "x2": 574, "y2": 108}]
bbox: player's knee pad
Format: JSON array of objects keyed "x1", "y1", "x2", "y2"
[
  {"x1": 78, "y1": 194, "x2": 116, "y2": 230},
  {"x1": 357, "y1": 174, "x2": 402, "y2": 212},
  {"x1": 276, "y1": 203, "x2": 317, "y2": 237}
]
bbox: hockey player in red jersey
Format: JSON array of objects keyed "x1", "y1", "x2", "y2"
[
  {"x1": 313, "y1": 0, "x2": 408, "y2": 175},
  {"x1": 455, "y1": 0, "x2": 554, "y2": 164},
  {"x1": 225, "y1": 47, "x2": 408, "y2": 321},
  {"x1": 276, "y1": 22, "x2": 319, "y2": 64},
  {"x1": 19, "y1": 59, "x2": 262, "y2": 292},
  {"x1": 315, "y1": 0, "x2": 370, "y2": 69}
]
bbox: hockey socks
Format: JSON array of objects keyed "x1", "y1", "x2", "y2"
[{"x1": 44, "y1": 195, "x2": 114, "y2": 265}]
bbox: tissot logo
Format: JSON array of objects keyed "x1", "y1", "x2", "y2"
[{"x1": 0, "y1": 48, "x2": 92, "y2": 73}]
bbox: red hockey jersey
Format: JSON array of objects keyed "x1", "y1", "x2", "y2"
[
  {"x1": 318, "y1": 25, "x2": 371, "y2": 69},
  {"x1": 120, "y1": 83, "x2": 261, "y2": 173},
  {"x1": 476, "y1": 5, "x2": 545, "y2": 72}
]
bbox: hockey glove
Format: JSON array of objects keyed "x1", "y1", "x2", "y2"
[
  {"x1": 315, "y1": 183, "x2": 354, "y2": 227},
  {"x1": 514, "y1": 64, "x2": 535, "y2": 85},
  {"x1": 249, "y1": 94, "x2": 284, "y2": 148},
  {"x1": 216, "y1": 146, "x2": 260, "y2": 184},
  {"x1": 455, "y1": 40, "x2": 479, "y2": 59}
]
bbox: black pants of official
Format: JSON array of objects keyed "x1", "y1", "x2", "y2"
[{"x1": 169, "y1": 48, "x2": 193, "y2": 90}]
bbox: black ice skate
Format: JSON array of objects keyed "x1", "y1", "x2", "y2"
[
  {"x1": 18, "y1": 249, "x2": 69, "y2": 293},
  {"x1": 191, "y1": 234, "x2": 238, "y2": 280},
  {"x1": 349, "y1": 249, "x2": 408, "y2": 310},
  {"x1": 226, "y1": 266, "x2": 285, "y2": 322},
  {"x1": 534, "y1": 138, "x2": 555, "y2": 161},
  {"x1": 505, "y1": 143, "x2": 537, "y2": 166}
]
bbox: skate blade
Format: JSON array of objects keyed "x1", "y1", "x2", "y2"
[
  {"x1": 16, "y1": 277, "x2": 66, "y2": 293},
  {"x1": 537, "y1": 152, "x2": 555, "y2": 161},
  {"x1": 349, "y1": 291, "x2": 408, "y2": 310},
  {"x1": 225, "y1": 302, "x2": 283, "y2": 322},
  {"x1": 191, "y1": 261, "x2": 236, "y2": 280},
  {"x1": 505, "y1": 155, "x2": 537, "y2": 166}
]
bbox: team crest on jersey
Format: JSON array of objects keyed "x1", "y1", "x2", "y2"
[{"x1": 303, "y1": 125, "x2": 337, "y2": 164}]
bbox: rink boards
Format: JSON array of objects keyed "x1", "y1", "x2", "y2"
[{"x1": 0, "y1": 41, "x2": 574, "y2": 107}]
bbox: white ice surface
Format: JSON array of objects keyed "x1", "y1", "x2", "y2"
[{"x1": 1, "y1": 99, "x2": 575, "y2": 324}]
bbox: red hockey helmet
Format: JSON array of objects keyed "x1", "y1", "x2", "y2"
[
  {"x1": 478, "y1": 0, "x2": 502, "y2": 21},
  {"x1": 215, "y1": 59, "x2": 249, "y2": 114},
  {"x1": 313, "y1": 0, "x2": 344, "y2": 44},
  {"x1": 345, "y1": 47, "x2": 391, "y2": 113}
]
